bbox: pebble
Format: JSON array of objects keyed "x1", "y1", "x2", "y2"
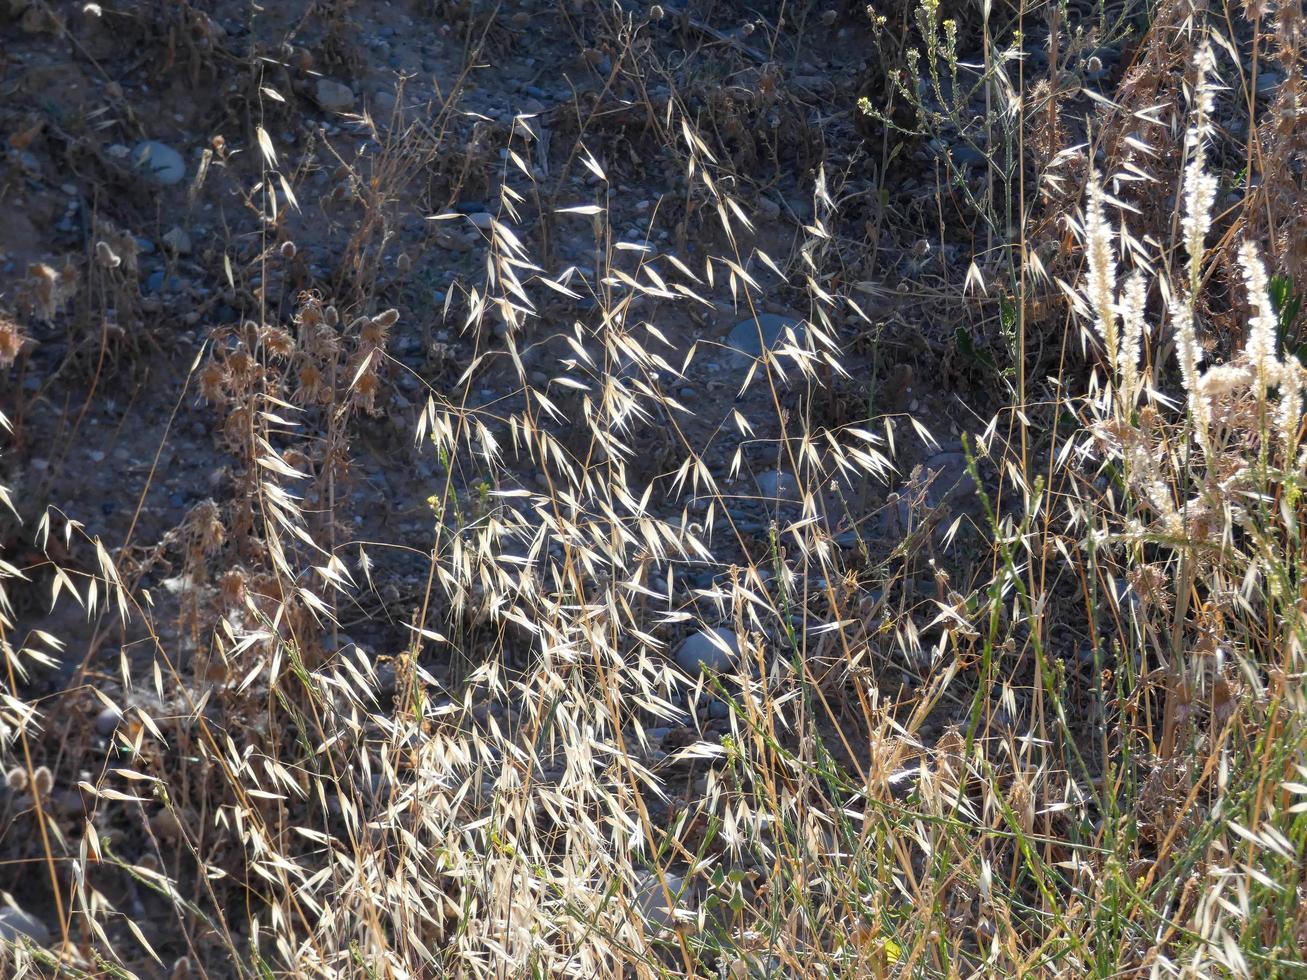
[
  {"x1": 755, "y1": 469, "x2": 801, "y2": 504},
  {"x1": 950, "y1": 144, "x2": 987, "y2": 166},
  {"x1": 466, "y1": 212, "x2": 495, "y2": 230},
  {"x1": 162, "y1": 227, "x2": 192, "y2": 255},
  {"x1": 143, "y1": 271, "x2": 171, "y2": 294},
  {"x1": 374, "y1": 660, "x2": 398, "y2": 700},
  {"x1": 1256, "y1": 72, "x2": 1284, "y2": 96},
  {"x1": 921, "y1": 452, "x2": 977, "y2": 507},
  {"x1": 725, "y1": 313, "x2": 803, "y2": 359},
  {"x1": 314, "y1": 78, "x2": 356, "y2": 113},
  {"x1": 0, "y1": 905, "x2": 50, "y2": 947},
  {"x1": 131, "y1": 140, "x2": 186, "y2": 185},
  {"x1": 675, "y1": 626, "x2": 740, "y2": 674}
]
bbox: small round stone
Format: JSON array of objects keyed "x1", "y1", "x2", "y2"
[
  {"x1": 675, "y1": 626, "x2": 740, "y2": 674},
  {"x1": 94, "y1": 705, "x2": 123, "y2": 737}
]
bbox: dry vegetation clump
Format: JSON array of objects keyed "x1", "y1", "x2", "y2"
[{"x1": 0, "y1": 0, "x2": 1304, "y2": 978}]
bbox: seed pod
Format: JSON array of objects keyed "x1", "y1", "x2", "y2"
[{"x1": 32, "y1": 766, "x2": 53, "y2": 796}]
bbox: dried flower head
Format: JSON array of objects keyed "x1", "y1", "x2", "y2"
[
  {"x1": 199, "y1": 360, "x2": 229, "y2": 402},
  {"x1": 25, "y1": 260, "x2": 78, "y2": 322},
  {"x1": 217, "y1": 567, "x2": 247, "y2": 607},
  {"x1": 188, "y1": 499, "x2": 226, "y2": 556},
  {"x1": 351, "y1": 364, "x2": 382, "y2": 414},
  {"x1": 260, "y1": 325, "x2": 295, "y2": 359},
  {"x1": 295, "y1": 361, "x2": 327, "y2": 405},
  {"x1": 360, "y1": 310, "x2": 397, "y2": 350},
  {"x1": 0, "y1": 316, "x2": 28, "y2": 369}
]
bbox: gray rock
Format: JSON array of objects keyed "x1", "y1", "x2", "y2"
[
  {"x1": 921, "y1": 452, "x2": 977, "y2": 507},
  {"x1": 633, "y1": 873, "x2": 684, "y2": 929},
  {"x1": 162, "y1": 226, "x2": 192, "y2": 255},
  {"x1": 466, "y1": 211, "x2": 495, "y2": 230},
  {"x1": 314, "y1": 78, "x2": 356, "y2": 113},
  {"x1": 131, "y1": 141, "x2": 186, "y2": 185},
  {"x1": 725, "y1": 313, "x2": 804, "y2": 359},
  {"x1": 755, "y1": 469, "x2": 801, "y2": 504},
  {"x1": 950, "y1": 144, "x2": 987, "y2": 166},
  {"x1": 675, "y1": 626, "x2": 740, "y2": 674},
  {"x1": 374, "y1": 659, "x2": 398, "y2": 700},
  {"x1": 1256, "y1": 72, "x2": 1284, "y2": 96},
  {"x1": 145, "y1": 271, "x2": 184, "y2": 294},
  {"x1": 0, "y1": 904, "x2": 50, "y2": 947}
]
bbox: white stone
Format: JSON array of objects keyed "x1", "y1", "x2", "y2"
[{"x1": 131, "y1": 141, "x2": 186, "y2": 185}]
